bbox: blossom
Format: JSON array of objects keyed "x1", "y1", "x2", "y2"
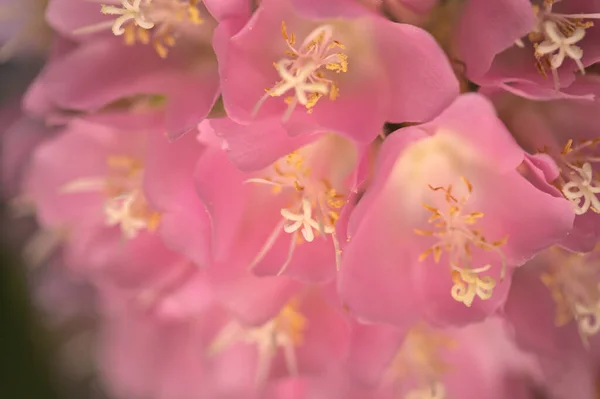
[
  {"x1": 454, "y1": 0, "x2": 536, "y2": 79},
  {"x1": 490, "y1": 89, "x2": 600, "y2": 252},
  {"x1": 347, "y1": 317, "x2": 544, "y2": 399},
  {"x1": 467, "y1": 0, "x2": 600, "y2": 99},
  {"x1": 208, "y1": 287, "x2": 350, "y2": 388},
  {"x1": 214, "y1": 0, "x2": 459, "y2": 143},
  {"x1": 31, "y1": 0, "x2": 225, "y2": 138},
  {"x1": 504, "y1": 245, "x2": 600, "y2": 356},
  {"x1": 9, "y1": 1, "x2": 600, "y2": 398},
  {"x1": 198, "y1": 117, "x2": 362, "y2": 284},
  {"x1": 96, "y1": 271, "x2": 225, "y2": 399},
  {"x1": 338, "y1": 94, "x2": 575, "y2": 328},
  {"x1": 22, "y1": 114, "x2": 210, "y2": 304}
]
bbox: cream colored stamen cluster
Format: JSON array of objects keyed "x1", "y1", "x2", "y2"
[
  {"x1": 75, "y1": 0, "x2": 203, "y2": 58},
  {"x1": 253, "y1": 21, "x2": 348, "y2": 121},
  {"x1": 245, "y1": 151, "x2": 345, "y2": 274},
  {"x1": 540, "y1": 246, "x2": 600, "y2": 347},
  {"x1": 519, "y1": 0, "x2": 600, "y2": 89},
  {"x1": 415, "y1": 177, "x2": 508, "y2": 307},
  {"x1": 60, "y1": 155, "x2": 160, "y2": 239},
  {"x1": 208, "y1": 300, "x2": 307, "y2": 385}
]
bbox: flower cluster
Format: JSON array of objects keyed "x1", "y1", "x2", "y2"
[{"x1": 3, "y1": 0, "x2": 600, "y2": 398}]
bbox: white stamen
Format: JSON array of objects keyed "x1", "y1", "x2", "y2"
[
  {"x1": 104, "y1": 193, "x2": 150, "y2": 239},
  {"x1": 277, "y1": 233, "x2": 297, "y2": 276},
  {"x1": 253, "y1": 23, "x2": 347, "y2": 121},
  {"x1": 562, "y1": 162, "x2": 600, "y2": 215},
  {"x1": 60, "y1": 157, "x2": 159, "y2": 240},
  {"x1": 536, "y1": 21, "x2": 586, "y2": 73},
  {"x1": 417, "y1": 179, "x2": 507, "y2": 306},
  {"x1": 246, "y1": 219, "x2": 286, "y2": 271},
  {"x1": 518, "y1": 2, "x2": 600, "y2": 90},
  {"x1": 208, "y1": 305, "x2": 305, "y2": 386},
  {"x1": 541, "y1": 247, "x2": 600, "y2": 347},
  {"x1": 59, "y1": 177, "x2": 107, "y2": 193},
  {"x1": 100, "y1": 0, "x2": 155, "y2": 35},
  {"x1": 73, "y1": 20, "x2": 119, "y2": 35}
]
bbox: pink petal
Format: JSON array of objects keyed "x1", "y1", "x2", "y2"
[
  {"x1": 143, "y1": 129, "x2": 212, "y2": 267},
  {"x1": 208, "y1": 116, "x2": 316, "y2": 171},
  {"x1": 41, "y1": 38, "x2": 220, "y2": 139},
  {"x1": 372, "y1": 21, "x2": 459, "y2": 125},
  {"x1": 456, "y1": 0, "x2": 536, "y2": 79},
  {"x1": 345, "y1": 321, "x2": 406, "y2": 386},
  {"x1": 25, "y1": 119, "x2": 142, "y2": 229},
  {"x1": 504, "y1": 258, "x2": 584, "y2": 357},
  {"x1": 338, "y1": 130, "x2": 428, "y2": 327}
]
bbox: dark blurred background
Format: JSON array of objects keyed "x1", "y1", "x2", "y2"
[{"x1": 0, "y1": 56, "x2": 104, "y2": 399}]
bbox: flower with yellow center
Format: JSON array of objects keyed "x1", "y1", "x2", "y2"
[
  {"x1": 74, "y1": 0, "x2": 204, "y2": 58},
  {"x1": 540, "y1": 245, "x2": 600, "y2": 347},
  {"x1": 209, "y1": 299, "x2": 308, "y2": 385},
  {"x1": 546, "y1": 138, "x2": 600, "y2": 215},
  {"x1": 60, "y1": 155, "x2": 161, "y2": 239},
  {"x1": 245, "y1": 134, "x2": 356, "y2": 275},
  {"x1": 253, "y1": 21, "x2": 348, "y2": 121},
  {"x1": 415, "y1": 177, "x2": 508, "y2": 307},
  {"x1": 515, "y1": 0, "x2": 600, "y2": 89},
  {"x1": 384, "y1": 323, "x2": 455, "y2": 399}
]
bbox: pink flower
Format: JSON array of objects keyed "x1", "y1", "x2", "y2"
[
  {"x1": 96, "y1": 272, "x2": 225, "y2": 399},
  {"x1": 33, "y1": 0, "x2": 226, "y2": 138},
  {"x1": 208, "y1": 287, "x2": 350, "y2": 388},
  {"x1": 214, "y1": 0, "x2": 459, "y2": 143},
  {"x1": 347, "y1": 317, "x2": 544, "y2": 399},
  {"x1": 490, "y1": 89, "x2": 600, "y2": 252},
  {"x1": 504, "y1": 246, "x2": 600, "y2": 358},
  {"x1": 15, "y1": 1, "x2": 600, "y2": 397},
  {"x1": 197, "y1": 117, "x2": 363, "y2": 284},
  {"x1": 466, "y1": 0, "x2": 600, "y2": 99},
  {"x1": 23, "y1": 114, "x2": 210, "y2": 303},
  {"x1": 454, "y1": 0, "x2": 536, "y2": 79},
  {"x1": 25, "y1": 116, "x2": 159, "y2": 239},
  {"x1": 46, "y1": 0, "x2": 252, "y2": 44},
  {"x1": 142, "y1": 121, "x2": 212, "y2": 267},
  {"x1": 338, "y1": 94, "x2": 575, "y2": 329},
  {"x1": 47, "y1": 0, "x2": 213, "y2": 51}
]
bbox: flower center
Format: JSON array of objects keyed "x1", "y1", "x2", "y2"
[
  {"x1": 253, "y1": 22, "x2": 349, "y2": 121},
  {"x1": 516, "y1": 0, "x2": 600, "y2": 89},
  {"x1": 415, "y1": 177, "x2": 508, "y2": 307},
  {"x1": 74, "y1": 0, "x2": 203, "y2": 58},
  {"x1": 60, "y1": 155, "x2": 161, "y2": 239},
  {"x1": 540, "y1": 246, "x2": 600, "y2": 346},
  {"x1": 552, "y1": 138, "x2": 600, "y2": 215},
  {"x1": 384, "y1": 324, "x2": 455, "y2": 399},
  {"x1": 245, "y1": 150, "x2": 346, "y2": 275},
  {"x1": 209, "y1": 299, "x2": 307, "y2": 385}
]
